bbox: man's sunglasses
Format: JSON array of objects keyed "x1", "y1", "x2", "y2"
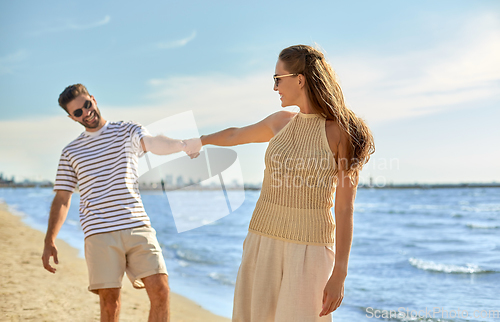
[{"x1": 73, "y1": 100, "x2": 92, "y2": 118}]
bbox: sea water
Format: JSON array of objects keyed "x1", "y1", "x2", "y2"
[{"x1": 1, "y1": 187, "x2": 499, "y2": 321}]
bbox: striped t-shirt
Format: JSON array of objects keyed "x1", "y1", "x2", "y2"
[{"x1": 54, "y1": 121, "x2": 151, "y2": 238}]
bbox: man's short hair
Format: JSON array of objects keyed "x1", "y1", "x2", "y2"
[{"x1": 58, "y1": 84, "x2": 89, "y2": 113}]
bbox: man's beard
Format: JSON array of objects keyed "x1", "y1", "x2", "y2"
[{"x1": 79, "y1": 109, "x2": 102, "y2": 129}]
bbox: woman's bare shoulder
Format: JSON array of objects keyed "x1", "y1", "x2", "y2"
[
  {"x1": 267, "y1": 110, "x2": 298, "y2": 135},
  {"x1": 271, "y1": 110, "x2": 298, "y2": 120},
  {"x1": 325, "y1": 119, "x2": 343, "y2": 156}
]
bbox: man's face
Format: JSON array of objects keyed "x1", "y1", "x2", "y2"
[{"x1": 66, "y1": 94, "x2": 103, "y2": 130}]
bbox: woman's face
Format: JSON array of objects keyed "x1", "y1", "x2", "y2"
[{"x1": 274, "y1": 59, "x2": 301, "y2": 108}]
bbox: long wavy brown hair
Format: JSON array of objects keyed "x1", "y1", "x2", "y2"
[{"x1": 279, "y1": 45, "x2": 375, "y2": 184}]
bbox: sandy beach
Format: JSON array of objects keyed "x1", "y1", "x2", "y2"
[{"x1": 0, "y1": 202, "x2": 230, "y2": 322}]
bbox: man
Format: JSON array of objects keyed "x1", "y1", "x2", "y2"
[{"x1": 41, "y1": 84, "x2": 198, "y2": 322}]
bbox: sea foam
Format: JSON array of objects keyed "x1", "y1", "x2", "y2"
[
  {"x1": 409, "y1": 258, "x2": 493, "y2": 274},
  {"x1": 466, "y1": 223, "x2": 499, "y2": 229}
]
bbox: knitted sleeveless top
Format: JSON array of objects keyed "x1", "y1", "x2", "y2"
[{"x1": 248, "y1": 112, "x2": 338, "y2": 246}]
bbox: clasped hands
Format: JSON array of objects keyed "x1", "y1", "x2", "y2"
[{"x1": 181, "y1": 137, "x2": 202, "y2": 159}]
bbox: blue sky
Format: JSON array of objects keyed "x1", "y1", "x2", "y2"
[{"x1": 1, "y1": 0, "x2": 499, "y2": 184}]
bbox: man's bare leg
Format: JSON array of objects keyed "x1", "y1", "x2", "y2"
[
  {"x1": 99, "y1": 288, "x2": 121, "y2": 322},
  {"x1": 143, "y1": 274, "x2": 170, "y2": 322}
]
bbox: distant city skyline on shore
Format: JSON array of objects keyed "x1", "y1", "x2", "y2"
[{"x1": 2, "y1": 171, "x2": 499, "y2": 190}]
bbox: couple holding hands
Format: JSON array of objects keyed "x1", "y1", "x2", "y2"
[{"x1": 42, "y1": 44, "x2": 374, "y2": 322}]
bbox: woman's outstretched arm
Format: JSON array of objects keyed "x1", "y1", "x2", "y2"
[{"x1": 184, "y1": 111, "x2": 295, "y2": 154}]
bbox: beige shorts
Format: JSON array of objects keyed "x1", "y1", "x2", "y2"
[
  {"x1": 84, "y1": 225, "x2": 168, "y2": 294},
  {"x1": 233, "y1": 231, "x2": 335, "y2": 322}
]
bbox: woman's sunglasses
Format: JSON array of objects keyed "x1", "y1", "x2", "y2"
[
  {"x1": 73, "y1": 100, "x2": 92, "y2": 118},
  {"x1": 273, "y1": 73, "x2": 299, "y2": 87}
]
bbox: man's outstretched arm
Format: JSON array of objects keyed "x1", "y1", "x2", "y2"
[
  {"x1": 42, "y1": 190, "x2": 72, "y2": 273},
  {"x1": 141, "y1": 135, "x2": 200, "y2": 157}
]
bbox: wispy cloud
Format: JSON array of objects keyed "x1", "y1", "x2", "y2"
[
  {"x1": 145, "y1": 73, "x2": 281, "y2": 127},
  {"x1": 0, "y1": 50, "x2": 28, "y2": 74},
  {"x1": 157, "y1": 31, "x2": 197, "y2": 49},
  {"x1": 334, "y1": 12, "x2": 500, "y2": 124},
  {"x1": 0, "y1": 115, "x2": 84, "y2": 181},
  {"x1": 29, "y1": 15, "x2": 111, "y2": 36},
  {"x1": 68, "y1": 15, "x2": 111, "y2": 30}
]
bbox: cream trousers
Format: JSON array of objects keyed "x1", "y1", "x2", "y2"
[{"x1": 232, "y1": 231, "x2": 335, "y2": 322}]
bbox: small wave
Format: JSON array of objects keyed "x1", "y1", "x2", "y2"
[
  {"x1": 388, "y1": 210, "x2": 408, "y2": 214},
  {"x1": 177, "y1": 260, "x2": 189, "y2": 267},
  {"x1": 409, "y1": 204, "x2": 447, "y2": 210},
  {"x1": 175, "y1": 249, "x2": 216, "y2": 265},
  {"x1": 66, "y1": 219, "x2": 79, "y2": 226},
  {"x1": 208, "y1": 272, "x2": 236, "y2": 286},
  {"x1": 409, "y1": 258, "x2": 494, "y2": 274},
  {"x1": 466, "y1": 223, "x2": 499, "y2": 229}
]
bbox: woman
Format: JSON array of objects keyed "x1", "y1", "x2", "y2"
[{"x1": 187, "y1": 44, "x2": 374, "y2": 321}]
